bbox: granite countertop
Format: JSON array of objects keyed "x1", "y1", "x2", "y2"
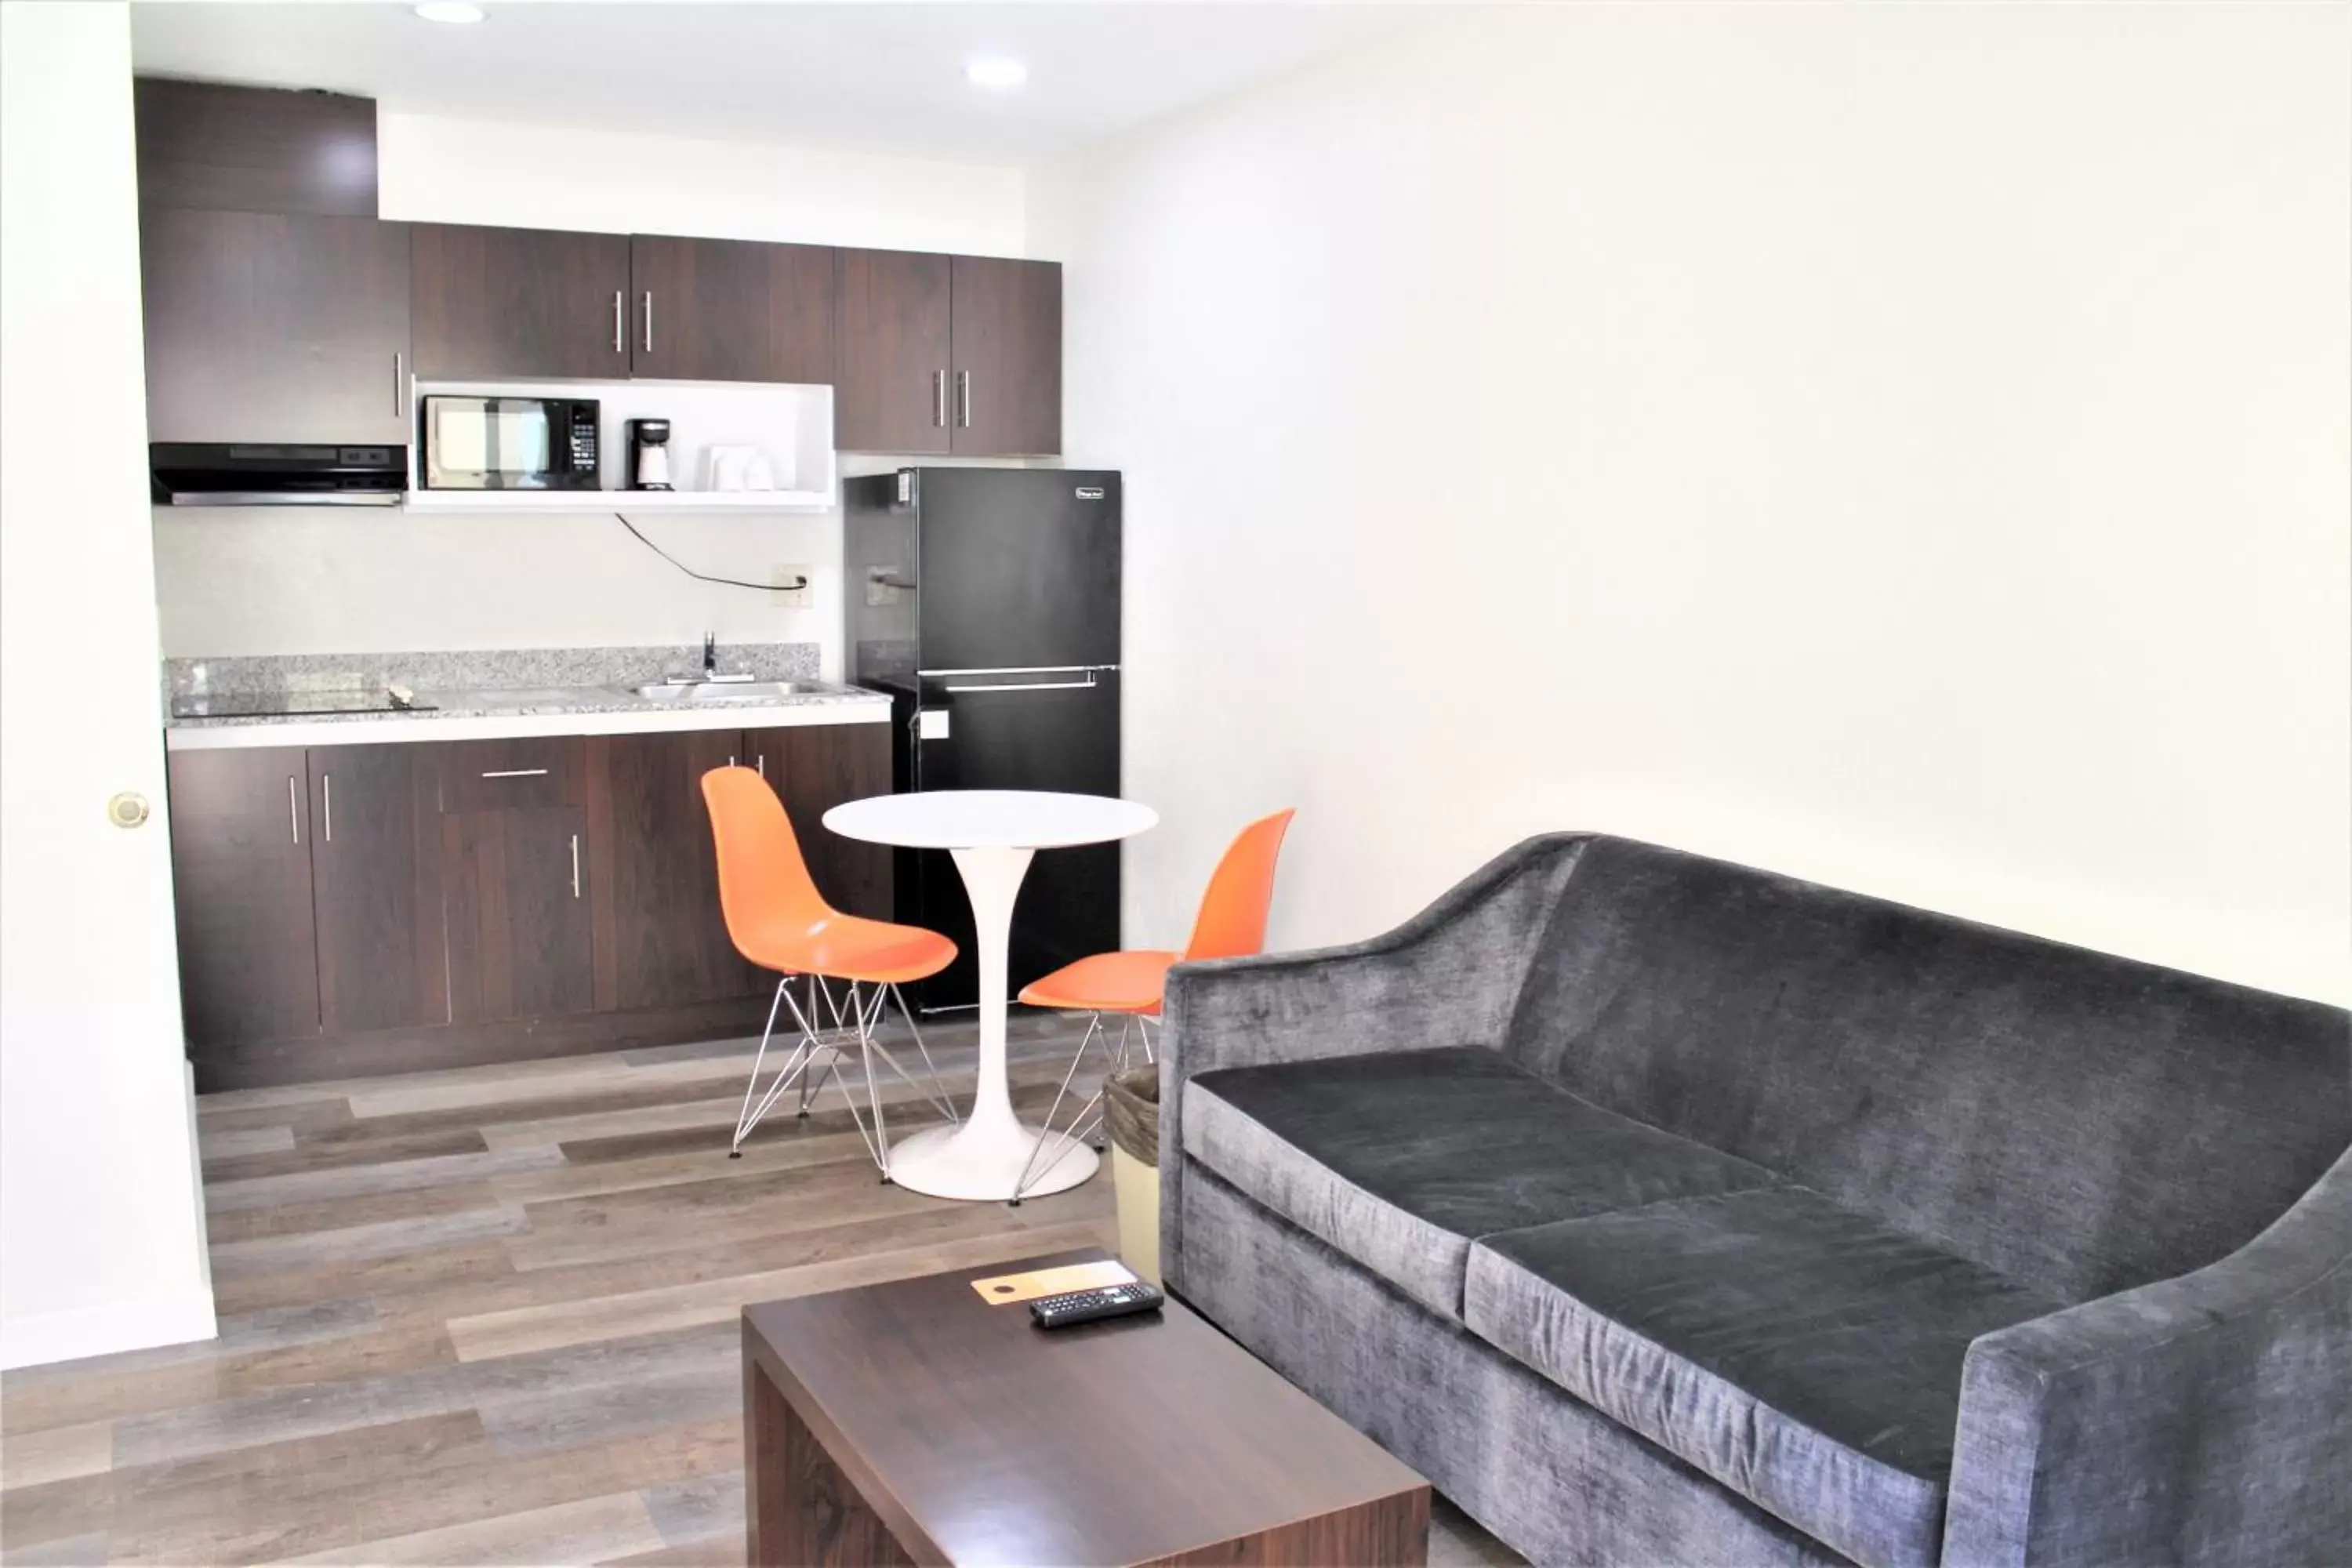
[{"x1": 163, "y1": 643, "x2": 891, "y2": 751}]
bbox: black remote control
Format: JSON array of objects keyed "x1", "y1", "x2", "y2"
[{"x1": 1029, "y1": 1282, "x2": 1164, "y2": 1329}]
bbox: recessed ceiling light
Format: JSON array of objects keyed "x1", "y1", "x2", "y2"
[
  {"x1": 964, "y1": 56, "x2": 1028, "y2": 90},
  {"x1": 413, "y1": 2, "x2": 485, "y2": 24}
]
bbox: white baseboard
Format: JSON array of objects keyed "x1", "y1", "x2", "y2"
[{"x1": 0, "y1": 1287, "x2": 216, "y2": 1370}]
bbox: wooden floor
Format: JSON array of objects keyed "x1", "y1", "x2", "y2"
[{"x1": 0, "y1": 1011, "x2": 1514, "y2": 1567}]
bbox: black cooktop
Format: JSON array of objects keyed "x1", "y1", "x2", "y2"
[{"x1": 170, "y1": 691, "x2": 437, "y2": 720}]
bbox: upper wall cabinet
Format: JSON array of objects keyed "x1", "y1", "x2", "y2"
[
  {"x1": 835, "y1": 249, "x2": 954, "y2": 456},
  {"x1": 833, "y1": 249, "x2": 1062, "y2": 457},
  {"x1": 410, "y1": 223, "x2": 633, "y2": 381},
  {"x1": 949, "y1": 256, "x2": 1062, "y2": 458},
  {"x1": 136, "y1": 78, "x2": 410, "y2": 445},
  {"x1": 141, "y1": 209, "x2": 412, "y2": 445},
  {"x1": 629, "y1": 236, "x2": 837, "y2": 384},
  {"x1": 135, "y1": 78, "x2": 377, "y2": 217}
]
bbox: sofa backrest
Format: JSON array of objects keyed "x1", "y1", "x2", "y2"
[{"x1": 1501, "y1": 836, "x2": 2350, "y2": 1303}]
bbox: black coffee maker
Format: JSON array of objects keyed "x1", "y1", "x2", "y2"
[{"x1": 625, "y1": 418, "x2": 673, "y2": 491}]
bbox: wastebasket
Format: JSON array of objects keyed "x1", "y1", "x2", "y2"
[{"x1": 1102, "y1": 1066, "x2": 1161, "y2": 1285}]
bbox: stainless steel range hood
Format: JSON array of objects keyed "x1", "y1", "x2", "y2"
[{"x1": 150, "y1": 442, "x2": 407, "y2": 506}]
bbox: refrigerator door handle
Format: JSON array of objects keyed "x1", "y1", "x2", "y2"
[
  {"x1": 942, "y1": 677, "x2": 1097, "y2": 693},
  {"x1": 917, "y1": 664, "x2": 1118, "y2": 677}
]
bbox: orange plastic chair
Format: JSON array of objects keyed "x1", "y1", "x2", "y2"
[
  {"x1": 1015, "y1": 809, "x2": 1294, "y2": 1167},
  {"x1": 702, "y1": 766, "x2": 960, "y2": 1168}
]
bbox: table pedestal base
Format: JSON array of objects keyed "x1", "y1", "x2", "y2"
[{"x1": 885, "y1": 1116, "x2": 1098, "y2": 1201}]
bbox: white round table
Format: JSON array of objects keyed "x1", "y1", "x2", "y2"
[{"x1": 822, "y1": 789, "x2": 1159, "y2": 1202}]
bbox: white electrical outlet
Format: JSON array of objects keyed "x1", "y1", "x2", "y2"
[{"x1": 771, "y1": 564, "x2": 812, "y2": 609}]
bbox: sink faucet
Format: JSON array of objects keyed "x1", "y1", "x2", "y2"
[{"x1": 699, "y1": 633, "x2": 753, "y2": 684}]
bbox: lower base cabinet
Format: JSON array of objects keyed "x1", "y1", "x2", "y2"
[
  {"x1": 746, "y1": 721, "x2": 891, "y2": 921},
  {"x1": 441, "y1": 805, "x2": 597, "y2": 1025},
  {"x1": 309, "y1": 742, "x2": 443, "y2": 1034},
  {"x1": 168, "y1": 717, "x2": 894, "y2": 1087},
  {"x1": 165, "y1": 746, "x2": 321, "y2": 1051},
  {"x1": 434, "y1": 738, "x2": 596, "y2": 1025},
  {"x1": 590, "y1": 730, "x2": 754, "y2": 1011}
]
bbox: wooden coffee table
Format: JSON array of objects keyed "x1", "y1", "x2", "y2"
[{"x1": 741, "y1": 1248, "x2": 1431, "y2": 1566}]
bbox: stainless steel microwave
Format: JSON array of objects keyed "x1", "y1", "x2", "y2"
[{"x1": 419, "y1": 396, "x2": 601, "y2": 490}]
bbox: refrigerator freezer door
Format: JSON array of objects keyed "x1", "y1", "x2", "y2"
[
  {"x1": 903, "y1": 671, "x2": 1121, "y2": 1011},
  {"x1": 912, "y1": 469, "x2": 1120, "y2": 673}
]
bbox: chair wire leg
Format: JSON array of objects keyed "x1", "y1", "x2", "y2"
[
  {"x1": 776, "y1": 980, "x2": 884, "y2": 1173},
  {"x1": 733, "y1": 975, "x2": 815, "y2": 1156},
  {"x1": 856, "y1": 982, "x2": 891, "y2": 1182},
  {"x1": 1113, "y1": 1014, "x2": 1134, "y2": 1073},
  {"x1": 1011, "y1": 1014, "x2": 1105, "y2": 1204},
  {"x1": 892, "y1": 985, "x2": 960, "y2": 1126}
]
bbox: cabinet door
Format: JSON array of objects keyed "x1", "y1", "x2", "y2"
[
  {"x1": 834, "y1": 248, "x2": 951, "y2": 455},
  {"x1": 165, "y1": 747, "x2": 320, "y2": 1050},
  {"x1": 949, "y1": 256, "x2": 1062, "y2": 457},
  {"x1": 587, "y1": 731, "x2": 753, "y2": 1011},
  {"x1": 435, "y1": 739, "x2": 596, "y2": 1025},
  {"x1": 410, "y1": 223, "x2": 630, "y2": 380},
  {"x1": 140, "y1": 209, "x2": 410, "y2": 445},
  {"x1": 744, "y1": 722, "x2": 892, "y2": 921},
  {"x1": 441, "y1": 808, "x2": 595, "y2": 1025},
  {"x1": 309, "y1": 744, "x2": 444, "y2": 1035},
  {"x1": 630, "y1": 236, "x2": 835, "y2": 384}
]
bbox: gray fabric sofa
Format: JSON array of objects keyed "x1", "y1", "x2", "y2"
[{"x1": 1158, "y1": 833, "x2": 2350, "y2": 1568}]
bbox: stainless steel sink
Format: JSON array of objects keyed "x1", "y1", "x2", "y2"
[{"x1": 620, "y1": 681, "x2": 800, "y2": 702}]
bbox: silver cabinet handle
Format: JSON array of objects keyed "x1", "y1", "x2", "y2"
[
  {"x1": 288, "y1": 777, "x2": 299, "y2": 844},
  {"x1": 322, "y1": 774, "x2": 332, "y2": 843},
  {"x1": 754, "y1": 753, "x2": 764, "y2": 779},
  {"x1": 957, "y1": 369, "x2": 972, "y2": 428},
  {"x1": 480, "y1": 768, "x2": 549, "y2": 779},
  {"x1": 932, "y1": 369, "x2": 947, "y2": 428},
  {"x1": 392, "y1": 352, "x2": 402, "y2": 419},
  {"x1": 642, "y1": 291, "x2": 653, "y2": 354},
  {"x1": 570, "y1": 833, "x2": 581, "y2": 899},
  {"x1": 612, "y1": 291, "x2": 623, "y2": 354}
]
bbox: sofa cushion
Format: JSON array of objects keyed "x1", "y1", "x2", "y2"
[
  {"x1": 1500, "y1": 836, "x2": 2352, "y2": 1304},
  {"x1": 1183, "y1": 1045, "x2": 1781, "y2": 1319},
  {"x1": 1466, "y1": 1187, "x2": 2062, "y2": 1568}
]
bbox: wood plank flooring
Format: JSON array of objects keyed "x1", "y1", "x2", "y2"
[{"x1": 0, "y1": 1012, "x2": 1515, "y2": 1566}]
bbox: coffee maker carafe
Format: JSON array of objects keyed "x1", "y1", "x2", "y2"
[{"x1": 625, "y1": 418, "x2": 673, "y2": 491}]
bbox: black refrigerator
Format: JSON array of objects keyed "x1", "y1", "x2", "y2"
[{"x1": 844, "y1": 467, "x2": 1122, "y2": 1012}]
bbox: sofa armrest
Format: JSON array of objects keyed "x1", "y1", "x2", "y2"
[
  {"x1": 1943, "y1": 1143, "x2": 2352, "y2": 1568},
  {"x1": 1157, "y1": 833, "x2": 1592, "y2": 1294}
]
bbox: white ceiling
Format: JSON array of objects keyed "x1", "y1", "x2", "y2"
[{"x1": 129, "y1": 2, "x2": 1457, "y2": 166}]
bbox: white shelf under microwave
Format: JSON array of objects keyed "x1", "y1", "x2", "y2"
[{"x1": 401, "y1": 487, "x2": 831, "y2": 514}]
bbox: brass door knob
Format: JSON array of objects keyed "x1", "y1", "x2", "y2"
[{"x1": 107, "y1": 791, "x2": 151, "y2": 829}]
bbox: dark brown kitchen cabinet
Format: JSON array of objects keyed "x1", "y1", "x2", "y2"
[
  {"x1": 949, "y1": 256, "x2": 1062, "y2": 457},
  {"x1": 587, "y1": 731, "x2": 753, "y2": 1011},
  {"x1": 743, "y1": 722, "x2": 893, "y2": 921},
  {"x1": 140, "y1": 209, "x2": 412, "y2": 445},
  {"x1": 165, "y1": 747, "x2": 320, "y2": 1051},
  {"x1": 833, "y1": 248, "x2": 953, "y2": 456},
  {"x1": 434, "y1": 739, "x2": 596, "y2": 1025},
  {"x1": 409, "y1": 223, "x2": 631, "y2": 380},
  {"x1": 308, "y1": 745, "x2": 445, "y2": 1036},
  {"x1": 629, "y1": 236, "x2": 837, "y2": 384},
  {"x1": 134, "y1": 78, "x2": 377, "y2": 219}
]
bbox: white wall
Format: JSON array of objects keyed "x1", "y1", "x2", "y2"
[
  {"x1": 379, "y1": 111, "x2": 1025, "y2": 256},
  {"x1": 152, "y1": 113, "x2": 1032, "y2": 668},
  {"x1": 1036, "y1": 3, "x2": 2352, "y2": 1004},
  {"x1": 2, "y1": 2, "x2": 216, "y2": 1368},
  {"x1": 155, "y1": 470, "x2": 893, "y2": 675}
]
